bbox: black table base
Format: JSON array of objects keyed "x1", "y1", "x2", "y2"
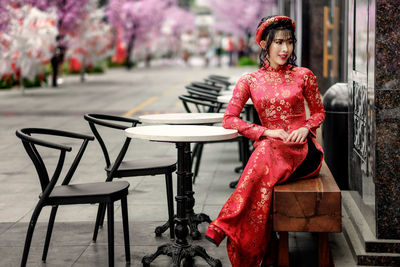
[
  {"x1": 142, "y1": 242, "x2": 221, "y2": 267},
  {"x1": 154, "y1": 212, "x2": 211, "y2": 240},
  {"x1": 154, "y1": 143, "x2": 212, "y2": 240},
  {"x1": 142, "y1": 142, "x2": 220, "y2": 266},
  {"x1": 154, "y1": 217, "x2": 174, "y2": 238},
  {"x1": 187, "y1": 212, "x2": 211, "y2": 239}
]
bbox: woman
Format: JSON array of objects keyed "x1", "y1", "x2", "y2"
[{"x1": 205, "y1": 15, "x2": 325, "y2": 266}]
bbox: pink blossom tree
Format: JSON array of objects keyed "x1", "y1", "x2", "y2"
[
  {"x1": 0, "y1": 4, "x2": 58, "y2": 92},
  {"x1": 163, "y1": 5, "x2": 195, "y2": 39},
  {"x1": 107, "y1": 0, "x2": 178, "y2": 69},
  {"x1": 66, "y1": 7, "x2": 114, "y2": 81},
  {"x1": 27, "y1": 0, "x2": 90, "y2": 34},
  {"x1": 158, "y1": 5, "x2": 195, "y2": 58},
  {"x1": 209, "y1": 0, "x2": 276, "y2": 41},
  {"x1": 27, "y1": 0, "x2": 90, "y2": 86},
  {"x1": 0, "y1": 0, "x2": 12, "y2": 33}
]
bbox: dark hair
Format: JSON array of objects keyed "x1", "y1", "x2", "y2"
[{"x1": 257, "y1": 15, "x2": 297, "y2": 68}]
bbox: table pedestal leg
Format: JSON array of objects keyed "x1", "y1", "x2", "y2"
[
  {"x1": 154, "y1": 143, "x2": 212, "y2": 239},
  {"x1": 184, "y1": 143, "x2": 211, "y2": 240},
  {"x1": 142, "y1": 142, "x2": 221, "y2": 267}
]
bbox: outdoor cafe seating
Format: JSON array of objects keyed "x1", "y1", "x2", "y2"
[
  {"x1": 84, "y1": 113, "x2": 177, "y2": 239},
  {"x1": 16, "y1": 128, "x2": 131, "y2": 267}
]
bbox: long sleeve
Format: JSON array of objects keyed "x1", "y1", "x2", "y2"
[
  {"x1": 222, "y1": 75, "x2": 266, "y2": 141},
  {"x1": 302, "y1": 70, "x2": 325, "y2": 136}
]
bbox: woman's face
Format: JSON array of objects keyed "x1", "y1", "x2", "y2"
[{"x1": 263, "y1": 30, "x2": 294, "y2": 68}]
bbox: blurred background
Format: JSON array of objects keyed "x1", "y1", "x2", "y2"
[{"x1": 0, "y1": 0, "x2": 347, "y2": 94}]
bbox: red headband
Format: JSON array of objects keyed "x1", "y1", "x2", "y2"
[{"x1": 255, "y1": 16, "x2": 296, "y2": 47}]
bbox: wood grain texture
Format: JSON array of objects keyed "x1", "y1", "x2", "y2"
[{"x1": 273, "y1": 161, "x2": 341, "y2": 232}]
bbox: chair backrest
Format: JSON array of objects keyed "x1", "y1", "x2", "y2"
[
  {"x1": 16, "y1": 128, "x2": 94, "y2": 198},
  {"x1": 179, "y1": 94, "x2": 222, "y2": 113},
  {"x1": 209, "y1": 74, "x2": 230, "y2": 80},
  {"x1": 84, "y1": 114, "x2": 140, "y2": 180},
  {"x1": 206, "y1": 76, "x2": 232, "y2": 88},
  {"x1": 185, "y1": 86, "x2": 220, "y2": 99},
  {"x1": 190, "y1": 82, "x2": 222, "y2": 93}
]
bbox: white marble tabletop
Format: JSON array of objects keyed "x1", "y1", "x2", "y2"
[
  {"x1": 139, "y1": 113, "x2": 224, "y2": 124},
  {"x1": 217, "y1": 95, "x2": 253, "y2": 105},
  {"x1": 125, "y1": 125, "x2": 238, "y2": 142}
]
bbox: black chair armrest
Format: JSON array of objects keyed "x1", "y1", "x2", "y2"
[
  {"x1": 190, "y1": 82, "x2": 222, "y2": 92},
  {"x1": 179, "y1": 95, "x2": 219, "y2": 108},
  {"x1": 209, "y1": 74, "x2": 230, "y2": 80},
  {"x1": 185, "y1": 86, "x2": 220, "y2": 97},
  {"x1": 21, "y1": 128, "x2": 94, "y2": 141},
  {"x1": 207, "y1": 76, "x2": 232, "y2": 87},
  {"x1": 84, "y1": 114, "x2": 141, "y2": 130},
  {"x1": 16, "y1": 130, "x2": 72, "y2": 151}
]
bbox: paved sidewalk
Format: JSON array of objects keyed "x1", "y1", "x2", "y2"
[{"x1": 0, "y1": 66, "x2": 356, "y2": 266}]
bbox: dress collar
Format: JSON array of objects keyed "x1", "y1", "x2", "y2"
[{"x1": 262, "y1": 63, "x2": 292, "y2": 73}]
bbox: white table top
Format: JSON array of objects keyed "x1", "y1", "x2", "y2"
[
  {"x1": 217, "y1": 95, "x2": 253, "y2": 105},
  {"x1": 139, "y1": 113, "x2": 224, "y2": 124},
  {"x1": 125, "y1": 125, "x2": 238, "y2": 142}
]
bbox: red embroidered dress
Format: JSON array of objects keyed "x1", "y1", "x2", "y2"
[{"x1": 206, "y1": 64, "x2": 325, "y2": 266}]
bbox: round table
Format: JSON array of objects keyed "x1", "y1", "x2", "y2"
[
  {"x1": 139, "y1": 113, "x2": 224, "y2": 239},
  {"x1": 139, "y1": 112, "x2": 223, "y2": 125},
  {"x1": 125, "y1": 125, "x2": 237, "y2": 267}
]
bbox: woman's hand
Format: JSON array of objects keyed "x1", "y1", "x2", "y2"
[
  {"x1": 263, "y1": 129, "x2": 289, "y2": 141},
  {"x1": 286, "y1": 127, "x2": 309, "y2": 143}
]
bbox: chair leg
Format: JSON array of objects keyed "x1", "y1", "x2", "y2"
[
  {"x1": 42, "y1": 206, "x2": 58, "y2": 262},
  {"x1": 93, "y1": 203, "x2": 106, "y2": 242},
  {"x1": 21, "y1": 204, "x2": 43, "y2": 267},
  {"x1": 190, "y1": 143, "x2": 200, "y2": 184},
  {"x1": 277, "y1": 231, "x2": 289, "y2": 267},
  {"x1": 99, "y1": 203, "x2": 107, "y2": 228},
  {"x1": 120, "y1": 196, "x2": 131, "y2": 263},
  {"x1": 318, "y1": 232, "x2": 331, "y2": 267},
  {"x1": 193, "y1": 143, "x2": 204, "y2": 181},
  {"x1": 191, "y1": 143, "x2": 200, "y2": 174},
  {"x1": 106, "y1": 202, "x2": 115, "y2": 267},
  {"x1": 165, "y1": 172, "x2": 175, "y2": 239}
]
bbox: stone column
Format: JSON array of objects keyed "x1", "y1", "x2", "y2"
[{"x1": 346, "y1": 0, "x2": 400, "y2": 265}]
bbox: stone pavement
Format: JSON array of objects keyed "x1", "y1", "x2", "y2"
[{"x1": 0, "y1": 66, "x2": 356, "y2": 266}]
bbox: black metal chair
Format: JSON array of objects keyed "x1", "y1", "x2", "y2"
[
  {"x1": 16, "y1": 128, "x2": 130, "y2": 267},
  {"x1": 84, "y1": 114, "x2": 176, "y2": 239}
]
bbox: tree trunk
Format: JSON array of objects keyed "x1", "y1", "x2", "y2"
[
  {"x1": 51, "y1": 52, "x2": 59, "y2": 87},
  {"x1": 126, "y1": 34, "x2": 135, "y2": 70},
  {"x1": 20, "y1": 74, "x2": 24, "y2": 95},
  {"x1": 80, "y1": 57, "x2": 86, "y2": 82}
]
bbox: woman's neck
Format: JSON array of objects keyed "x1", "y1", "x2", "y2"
[{"x1": 263, "y1": 62, "x2": 289, "y2": 71}]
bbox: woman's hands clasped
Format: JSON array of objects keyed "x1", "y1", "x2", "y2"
[{"x1": 263, "y1": 127, "x2": 309, "y2": 143}]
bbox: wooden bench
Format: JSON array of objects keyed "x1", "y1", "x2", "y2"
[{"x1": 273, "y1": 161, "x2": 341, "y2": 267}]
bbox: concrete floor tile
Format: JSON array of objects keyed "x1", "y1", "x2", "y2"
[
  {"x1": 0, "y1": 222, "x2": 14, "y2": 235},
  {"x1": 0, "y1": 245, "x2": 88, "y2": 267}
]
